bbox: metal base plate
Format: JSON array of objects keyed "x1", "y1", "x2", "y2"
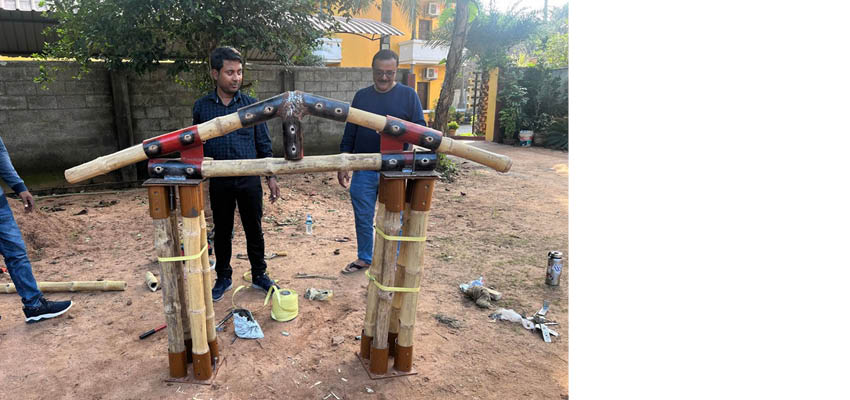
[
  {"x1": 143, "y1": 178, "x2": 205, "y2": 187},
  {"x1": 163, "y1": 355, "x2": 225, "y2": 386},
  {"x1": 380, "y1": 171, "x2": 439, "y2": 180},
  {"x1": 354, "y1": 352, "x2": 418, "y2": 380}
]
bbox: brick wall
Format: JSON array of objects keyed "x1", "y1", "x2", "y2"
[{"x1": 0, "y1": 61, "x2": 374, "y2": 188}]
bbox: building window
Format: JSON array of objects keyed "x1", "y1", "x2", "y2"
[{"x1": 418, "y1": 20, "x2": 432, "y2": 40}]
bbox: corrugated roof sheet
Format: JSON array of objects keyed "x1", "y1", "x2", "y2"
[
  {"x1": 1, "y1": 0, "x2": 48, "y2": 12},
  {"x1": 309, "y1": 16, "x2": 404, "y2": 36}
]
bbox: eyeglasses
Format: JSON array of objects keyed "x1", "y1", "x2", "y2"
[{"x1": 373, "y1": 70, "x2": 397, "y2": 78}]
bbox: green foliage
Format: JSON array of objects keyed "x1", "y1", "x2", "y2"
[
  {"x1": 436, "y1": 153, "x2": 459, "y2": 182},
  {"x1": 498, "y1": 67, "x2": 527, "y2": 141},
  {"x1": 447, "y1": 121, "x2": 460, "y2": 130},
  {"x1": 34, "y1": 0, "x2": 368, "y2": 91},
  {"x1": 431, "y1": 4, "x2": 541, "y2": 71},
  {"x1": 530, "y1": 5, "x2": 568, "y2": 68},
  {"x1": 517, "y1": 65, "x2": 567, "y2": 131},
  {"x1": 544, "y1": 117, "x2": 568, "y2": 151}
]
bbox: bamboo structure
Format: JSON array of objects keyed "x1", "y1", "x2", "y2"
[
  {"x1": 196, "y1": 182, "x2": 218, "y2": 360},
  {"x1": 369, "y1": 178, "x2": 405, "y2": 375},
  {"x1": 149, "y1": 186, "x2": 188, "y2": 378},
  {"x1": 1, "y1": 280, "x2": 126, "y2": 293},
  {"x1": 394, "y1": 178, "x2": 435, "y2": 372},
  {"x1": 63, "y1": 91, "x2": 513, "y2": 382},
  {"x1": 179, "y1": 185, "x2": 213, "y2": 380}
]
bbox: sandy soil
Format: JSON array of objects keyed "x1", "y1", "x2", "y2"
[{"x1": 0, "y1": 142, "x2": 567, "y2": 400}]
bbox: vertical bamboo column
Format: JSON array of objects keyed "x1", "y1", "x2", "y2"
[
  {"x1": 361, "y1": 177, "x2": 388, "y2": 359},
  {"x1": 196, "y1": 182, "x2": 218, "y2": 360},
  {"x1": 149, "y1": 186, "x2": 187, "y2": 378},
  {"x1": 394, "y1": 178, "x2": 436, "y2": 372},
  {"x1": 170, "y1": 189, "x2": 193, "y2": 360},
  {"x1": 179, "y1": 185, "x2": 213, "y2": 380},
  {"x1": 388, "y1": 182, "x2": 413, "y2": 358},
  {"x1": 369, "y1": 178, "x2": 405, "y2": 375}
]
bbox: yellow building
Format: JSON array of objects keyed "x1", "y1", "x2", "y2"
[{"x1": 315, "y1": 1, "x2": 451, "y2": 125}]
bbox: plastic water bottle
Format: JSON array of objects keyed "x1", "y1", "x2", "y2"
[
  {"x1": 305, "y1": 214, "x2": 313, "y2": 235},
  {"x1": 470, "y1": 275, "x2": 484, "y2": 287}
]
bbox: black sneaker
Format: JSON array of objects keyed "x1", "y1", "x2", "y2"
[
  {"x1": 252, "y1": 273, "x2": 279, "y2": 292},
  {"x1": 23, "y1": 296, "x2": 73, "y2": 323},
  {"x1": 211, "y1": 278, "x2": 232, "y2": 302}
]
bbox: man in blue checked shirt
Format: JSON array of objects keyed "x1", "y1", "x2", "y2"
[
  {"x1": 0, "y1": 137, "x2": 73, "y2": 322},
  {"x1": 193, "y1": 47, "x2": 281, "y2": 301}
]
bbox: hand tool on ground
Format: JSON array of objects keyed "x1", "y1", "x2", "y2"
[
  {"x1": 216, "y1": 309, "x2": 235, "y2": 332},
  {"x1": 139, "y1": 323, "x2": 167, "y2": 339}
]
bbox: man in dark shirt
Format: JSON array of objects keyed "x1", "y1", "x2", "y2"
[
  {"x1": 192, "y1": 47, "x2": 280, "y2": 300},
  {"x1": 338, "y1": 49, "x2": 426, "y2": 274}
]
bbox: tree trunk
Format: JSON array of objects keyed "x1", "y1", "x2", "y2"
[{"x1": 432, "y1": 0, "x2": 470, "y2": 134}]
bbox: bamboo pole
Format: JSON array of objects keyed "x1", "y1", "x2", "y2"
[
  {"x1": 196, "y1": 182, "x2": 218, "y2": 360},
  {"x1": 148, "y1": 185, "x2": 187, "y2": 378},
  {"x1": 1, "y1": 281, "x2": 126, "y2": 293},
  {"x1": 179, "y1": 185, "x2": 213, "y2": 380},
  {"x1": 388, "y1": 181, "x2": 413, "y2": 358},
  {"x1": 170, "y1": 206, "x2": 192, "y2": 345},
  {"x1": 361, "y1": 179, "x2": 388, "y2": 360},
  {"x1": 369, "y1": 178, "x2": 405, "y2": 375},
  {"x1": 394, "y1": 178, "x2": 436, "y2": 372},
  {"x1": 202, "y1": 153, "x2": 381, "y2": 177}
]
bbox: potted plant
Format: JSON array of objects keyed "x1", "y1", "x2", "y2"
[{"x1": 447, "y1": 121, "x2": 459, "y2": 135}]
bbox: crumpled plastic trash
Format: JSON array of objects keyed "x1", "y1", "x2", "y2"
[
  {"x1": 304, "y1": 288, "x2": 333, "y2": 301},
  {"x1": 489, "y1": 308, "x2": 523, "y2": 323},
  {"x1": 233, "y1": 308, "x2": 264, "y2": 339}
]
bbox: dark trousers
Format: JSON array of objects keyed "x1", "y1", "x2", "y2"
[{"x1": 208, "y1": 176, "x2": 266, "y2": 280}]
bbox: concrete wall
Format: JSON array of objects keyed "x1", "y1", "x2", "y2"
[{"x1": 0, "y1": 61, "x2": 373, "y2": 188}]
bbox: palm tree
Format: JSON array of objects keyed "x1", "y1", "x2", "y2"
[{"x1": 395, "y1": 0, "x2": 422, "y2": 40}]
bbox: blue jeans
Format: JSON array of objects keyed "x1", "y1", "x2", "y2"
[
  {"x1": 350, "y1": 170, "x2": 380, "y2": 264},
  {"x1": 0, "y1": 195, "x2": 42, "y2": 307}
]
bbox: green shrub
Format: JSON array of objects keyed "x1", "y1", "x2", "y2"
[
  {"x1": 436, "y1": 154, "x2": 459, "y2": 182},
  {"x1": 544, "y1": 117, "x2": 568, "y2": 151},
  {"x1": 447, "y1": 121, "x2": 460, "y2": 130}
]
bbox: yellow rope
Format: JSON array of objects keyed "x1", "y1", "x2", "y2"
[
  {"x1": 157, "y1": 244, "x2": 207, "y2": 263},
  {"x1": 364, "y1": 269, "x2": 420, "y2": 293},
  {"x1": 373, "y1": 225, "x2": 426, "y2": 242}
]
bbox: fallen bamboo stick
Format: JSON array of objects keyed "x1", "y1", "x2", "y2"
[{"x1": 1, "y1": 280, "x2": 126, "y2": 293}]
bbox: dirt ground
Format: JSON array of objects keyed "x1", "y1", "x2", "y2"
[{"x1": 0, "y1": 142, "x2": 567, "y2": 400}]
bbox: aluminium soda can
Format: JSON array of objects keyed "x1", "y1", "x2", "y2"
[{"x1": 546, "y1": 251, "x2": 563, "y2": 286}]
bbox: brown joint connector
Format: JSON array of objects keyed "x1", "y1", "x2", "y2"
[
  {"x1": 360, "y1": 333, "x2": 373, "y2": 360},
  {"x1": 196, "y1": 181, "x2": 206, "y2": 210},
  {"x1": 208, "y1": 338, "x2": 219, "y2": 360},
  {"x1": 148, "y1": 186, "x2": 170, "y2": 219},
  {"x1": 382, "y1": 179, "x2": 406, "y2": 212},
  {"x1": 394, "y1": 345, "x2": 414, "y2": 372},
  {"x1": 192, "y1": 351, "x2": 213, "y2": 380},
  {"x1": 369, "y1": 347, "x2": 389, "y2": 375},
  {"x1": 168, "y1": 351, "x2": 188, "y2": 378},
  {"x1": 387, "y1": 332, "x2": 399, "y2": 358},
  {"x1": 410, "y1": 179, "x2": 436, "y2": 211},
  {"x1": 178, "y1": 186, "x2": 201, "y2": 217}
]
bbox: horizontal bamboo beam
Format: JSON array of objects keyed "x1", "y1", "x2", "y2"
[
  {"x1": 1, "y1": 281, "x2": 126, "y2": 293},
  {"x1": 202, "y1": 153, "x2": 382, "y2": 177}
]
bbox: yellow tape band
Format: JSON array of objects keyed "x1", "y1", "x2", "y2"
[
  {"x1": 157, "y1": 244, "x2": 207, "y2": 263},
  {"x1": 364, "y1": 269, "x2": 420, "y2": 293},
  {"x1": 373, "y1": 225, "x2": 426, "y2": 242}
]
